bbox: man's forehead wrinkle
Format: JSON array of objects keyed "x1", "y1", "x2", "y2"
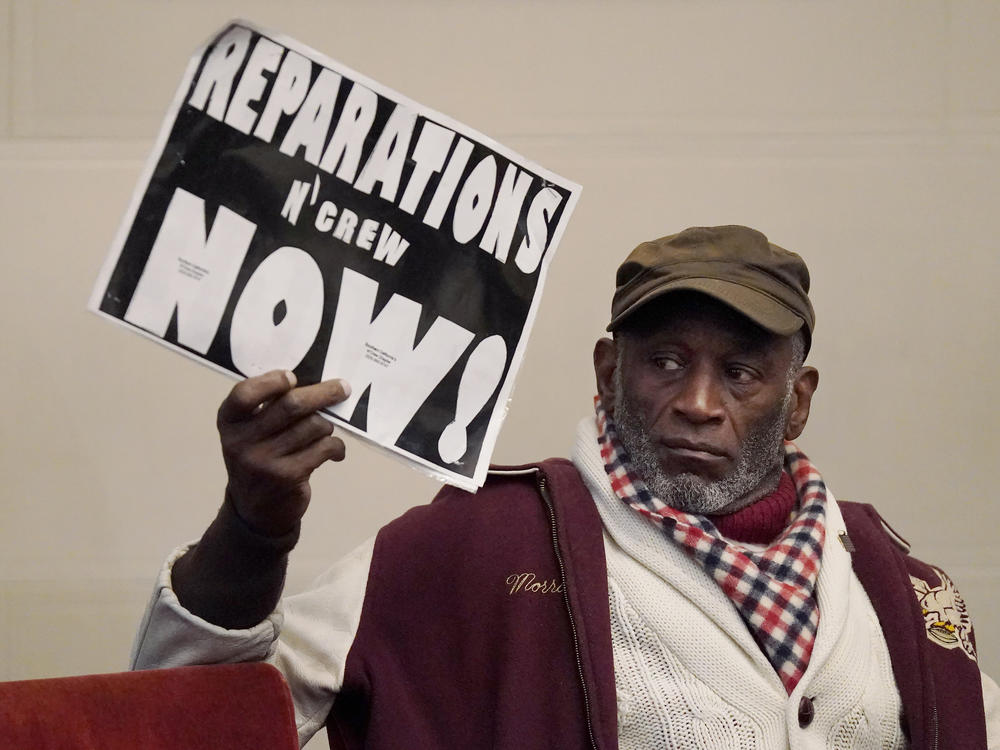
[{"x1": 632, "y1": 328, "x2": 777, "y2": 367}]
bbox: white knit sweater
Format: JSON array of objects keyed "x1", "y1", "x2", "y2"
[{"x1": 573, "y1": 415, "x2": 906, "y2": 749}]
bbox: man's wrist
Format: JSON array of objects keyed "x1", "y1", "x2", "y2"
[
  {"x1": 221, "y1": 487, "x2": 301, "y2": 554},
  {"x1": 170, "y1": 493, "x2": 298, "y2": 629}
]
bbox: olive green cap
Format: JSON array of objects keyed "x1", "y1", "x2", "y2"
[{"x1": 608, "y1": 225, "x2": 815, "y2": 351}]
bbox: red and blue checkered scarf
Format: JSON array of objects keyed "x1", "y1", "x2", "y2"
[{"x1": 596, "y1": 398, "x2": 827, "y2": 694}]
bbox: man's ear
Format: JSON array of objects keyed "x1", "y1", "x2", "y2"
[
  {"x1": 594, "y1": 337, "x2": 620, "y2": 417},
  {"x1": 785, "y1": 366, "x2": 819, "y2": 440}
]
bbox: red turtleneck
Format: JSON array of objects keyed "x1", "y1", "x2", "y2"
[{"x1": 707, "y1": 471, "x2": 798, "y2": 545}]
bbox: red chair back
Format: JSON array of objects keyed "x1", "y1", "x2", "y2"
[{"x1": 0, "y1": 663, "x2": 298, "y2": 749}]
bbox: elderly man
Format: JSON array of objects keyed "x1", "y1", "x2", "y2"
[{"x1": 132, "y1": 225, "x2": 998, "y2": 748}]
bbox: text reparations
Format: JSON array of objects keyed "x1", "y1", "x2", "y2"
[{"x1": 188, "y1": 26, "x2": 563, "y2": 274}]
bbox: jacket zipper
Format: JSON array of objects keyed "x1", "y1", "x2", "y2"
[
  {"x1": 930, "y1": 703, "x2": 938, "y2": 750},
  {"x1": 536, "y1": 472, "x2": 600, "y2": 750}
]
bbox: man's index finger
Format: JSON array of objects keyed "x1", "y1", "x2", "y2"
[{"x1": 219, "y1": 370, "x2": 297, "y2": 424}]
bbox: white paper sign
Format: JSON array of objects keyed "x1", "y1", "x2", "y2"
[{"x1": 89, "y1": 20, "x2": 581, "y2": 490}]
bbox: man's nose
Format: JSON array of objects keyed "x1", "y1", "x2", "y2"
[{"x1": 672, "y1": 368, "x2": 725, "y2": 424}]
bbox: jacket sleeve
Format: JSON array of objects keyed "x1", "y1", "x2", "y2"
[
  {"x1": 129, "y1": 536, "x2": 376, "y2": 747},
  {"x1": 985, "y1": 670, "x2": 1000, "y2": 749}
]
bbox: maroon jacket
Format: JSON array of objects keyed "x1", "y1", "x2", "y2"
[
  {"x1": 839, "y1": 502, "x2": 987, "y2": 750},
  {"x1": 325, "y1": 459, "x2": 986, "y2": 749}
]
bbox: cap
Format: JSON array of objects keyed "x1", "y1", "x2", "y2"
[{"x1": 608, "y1": 225, "x2": 815, "y2": 350}]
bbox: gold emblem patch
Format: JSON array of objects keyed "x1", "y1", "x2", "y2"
[{"x1": 910, "y1": 568, "x2": 977, "y2": 662}]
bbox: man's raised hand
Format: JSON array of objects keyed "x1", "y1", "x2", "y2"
[{"x1": 217, "y1": 370, "x2": 351, "y2": 537}]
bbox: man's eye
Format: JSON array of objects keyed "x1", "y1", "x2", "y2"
[
  {"x1": 726, "y1": 366, "x2": 756, "y2": 383},
  {"x1": 653, "y1": 356, "x2": 682, "y2": 371}
]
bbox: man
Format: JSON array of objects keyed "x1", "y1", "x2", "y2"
[{"x1": 132, "y1": 225, "x2": 999, "y2": 748}]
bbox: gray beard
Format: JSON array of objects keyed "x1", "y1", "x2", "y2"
[{"x1": 613, "y1": 385, "x2": 791, "y2": 515}]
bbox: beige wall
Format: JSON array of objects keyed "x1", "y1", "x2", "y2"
[{"x1": 2, "y1": 2, "x2": 998, "y2": 744}]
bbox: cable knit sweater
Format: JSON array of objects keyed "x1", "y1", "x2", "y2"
[
  {"x1": 571, "y1": 418, "x2": 907, "y2": 748},
  {"x1": 131, "y1": 417, "x2": 1000, "y2": 748}
]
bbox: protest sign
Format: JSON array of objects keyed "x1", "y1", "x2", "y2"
[{"x1": 89, "y1": 20, "x2": 581, "y2": 490}]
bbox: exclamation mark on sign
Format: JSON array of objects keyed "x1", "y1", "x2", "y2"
[{"x1": 437, "y1": 335, "x2": 507, "y2": 464}]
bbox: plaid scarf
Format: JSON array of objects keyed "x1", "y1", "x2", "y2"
[{"x1": 596, "y1": 399, "x2": 827, "y2": 694}]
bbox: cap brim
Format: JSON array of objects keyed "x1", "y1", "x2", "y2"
[{"x1": 607, "y1": 277, "x2": 806, "y2": 337}]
